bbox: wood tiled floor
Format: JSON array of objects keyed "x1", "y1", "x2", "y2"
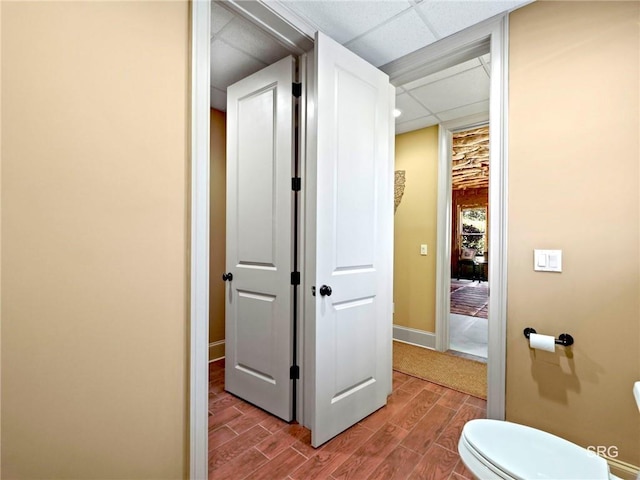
[{"x1": 209, "y1": 359, "x2": 485, "y2": 480}]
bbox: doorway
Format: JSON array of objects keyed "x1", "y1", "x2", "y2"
[
  {"x1": 209, "y1": 2, "x2": 395, "y2": 452},
  {"x1": 191, "y1": 4, "x2": 510, "y2": 475},
  {"x1": 384, "y1": 16, "x2": 509, "y2": 422},
  {"x1": 391, "y1": 53, "x2": 490, "y2": 395},
  {"x1": 449, "y1": 125, "x2": 490, "y2": 361}
]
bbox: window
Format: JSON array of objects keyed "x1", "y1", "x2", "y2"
[{"x1": 460, "y1": 207, "x2": 487, "y2": 254}]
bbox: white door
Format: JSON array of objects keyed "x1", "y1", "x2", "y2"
[
  {"x1": 225, "y1": 56, "x2": 295, "y2": 421},
  {"x1": 306, "y1": 32, "x2": 394, "y2": 447}
]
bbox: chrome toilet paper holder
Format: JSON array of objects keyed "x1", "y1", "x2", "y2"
[{"x1": 523, "y1": 327, "x2": 574, "y2": 347}]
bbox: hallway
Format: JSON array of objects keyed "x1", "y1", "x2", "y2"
[{"x1": 209, "y1": 359, "x2": 485, "y2": 479}]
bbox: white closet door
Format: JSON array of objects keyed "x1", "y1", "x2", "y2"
[
  {"x1": 307, "y1": 32, "x2": 394, "y2": 447},
  {"x1": 225, "y1": 56, "x2": 295, "y2": 421}
]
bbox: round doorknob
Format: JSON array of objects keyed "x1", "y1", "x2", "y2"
[
  {"x1": 319, "y1": 285, "x2": 332, "y2": 297},
  {"x1": 222, "y1": 272, "x2": 233, "y2": 281}
]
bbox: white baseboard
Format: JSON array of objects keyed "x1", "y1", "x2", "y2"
[
  {"x1": 393, "y1": 325, "x2": 436, "y2": 349},
  {"x1": 606, "y1": 456, "x2": 639, "y2": 479},
  {"x1": 209, "y1": 340, "x2": 225, "y2": 362}
]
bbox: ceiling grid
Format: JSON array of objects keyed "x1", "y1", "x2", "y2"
[{"x1": 211, "y1": 0, "x2": 529, "y2": 133}]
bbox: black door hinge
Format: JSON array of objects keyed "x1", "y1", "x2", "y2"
[
  {"x1": 291, "y1": 271, "x2": 300, "y2": 285},
  {"x1": 292, "y1": 82, "x2": 302, "y2": 98},
  {"x1": 290, "y1": 365, "x2": 300, "y2": 380},
  {"x1": 291, "y1": 177, "x2": 301, "y2": 192}
]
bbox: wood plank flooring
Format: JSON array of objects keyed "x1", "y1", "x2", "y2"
[{"x1": 209, "y1": 359, "x2": 485, "y2": 480}]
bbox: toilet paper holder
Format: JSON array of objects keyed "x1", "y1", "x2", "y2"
[{"x1": 523, "y1": 327, "x2": 574, "y2": 347}]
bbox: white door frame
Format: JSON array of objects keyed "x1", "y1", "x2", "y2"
[
  {"x1": 382, "y1": 13, "x2": 509, "y2": 421},
  {"x1": 191, "y1": 3, "x2": 509, "y2": 477},
  {"x1": 190, "y1": 1, "x2": 211, "y2": 479}
]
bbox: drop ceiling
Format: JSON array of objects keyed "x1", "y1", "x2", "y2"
[{"x1": 211, "y1": 0, "x2": 530, "y2": 133}]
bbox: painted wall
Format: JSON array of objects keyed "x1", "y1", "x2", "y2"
[
  {"x1": 0, "y1": 2, "x2": 3, "y2": 474},
  {"x1": 210, "y1": 109, "x2": 226, "y2": 360},
  {"x1": 1, "y1": 2, "x2": 189, "y2": 478},
  {"x1": 393, "y1": 126, "x2": 439, "y2": 333},
  {"x1": 507, "y1": 1, "x2": 640, "y2": 466}
]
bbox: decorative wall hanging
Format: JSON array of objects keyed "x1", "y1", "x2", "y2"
[{"x1": 394, "y1": 170, "x2": 406, "y2": 213}]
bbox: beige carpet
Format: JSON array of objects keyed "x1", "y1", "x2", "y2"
[{"x1": 393, "y1": 341, "x2": 487, "y2": 399}]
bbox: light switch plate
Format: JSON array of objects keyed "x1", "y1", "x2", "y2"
[
  {"x1": 420, "y1": 244, "x2": 428, "y2": 256},
  {"x1": 534, "y1": 249, "x2": 562, "y2": 272}
]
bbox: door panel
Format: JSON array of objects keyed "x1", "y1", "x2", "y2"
[
  {"x1": 226, "y1": 56, "x2": 295, "y2": 421},
  {"x1": 308, "y1": 32, "x2": 393, "y2": 446},
  {"x1": 237, "y1": 88, "x2": 277, "y2": 265}
]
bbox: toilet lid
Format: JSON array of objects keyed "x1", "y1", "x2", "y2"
[{"x1": 461, "y1": 419, "x2": 610, "y2": 480}]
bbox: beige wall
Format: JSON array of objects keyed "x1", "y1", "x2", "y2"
[
  {"x1": 507, "y1": 1, "x2": 640, "y2": 466},
  {"x1": 394, "y1": 126, "x2": 439, "y2": 332},
  {"x1": 1, "y1": 2, "x2": 189, "y2": 478},
  {"x1": 210, "y1": 109, "x2": 226, "y2": 360},
  {"x1": 0, "y1": 1, "x2": 3, "y2": 473}
]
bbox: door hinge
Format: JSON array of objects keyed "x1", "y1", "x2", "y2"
[
  {"x1": 290, "y1": 365, "x2": 300, "y2": 380},
  {"x1": 292, "y1": 82, "x2": 302, "y2": 98},
  {"x1": 291, "y1": 177, "x2": 301, "y2": 191},
  {"x1": 291, "y1": 271, "x2": 300, "y2": 285}
]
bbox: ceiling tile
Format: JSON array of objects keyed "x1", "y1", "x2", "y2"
[
  {"x1": 418, "y1": 0, "x2": 528, "y2": 39},
  {"x1": 211, "y1": 86, "x2": 227, "y2": 111},
  {"x1": 220, "y1": 16, "x2": 293, "y2": 65},
  {"x1": 395, "y1": 92, "x2": 431, "y2": 122},
  {"x1": 437, "y1": 100, "x2": 489, "y2": 122},
  {"x1": 410, "y1": 66, "x2": 489, "y2": 113},
  {"x1": 211, "y1": 40, "x2": 267, "y2": 90},
  {"x1": 211, "y1": 2, "x2": 234, "y2": 35},
  {"x1": 401, "y1": 57, "x2": 481, "y2": 91},
  {"x1": 396, "y1": 115, "x2": 439, "y2": 134},
  {"x1": 281, "y1": 0, "x2": 412, "y2": 44},
  {"x1": 347, "y1": 10, "x2": 438, "y2": 67}
]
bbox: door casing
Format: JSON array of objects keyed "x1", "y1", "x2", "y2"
[
  {"x1": 190, "y1": 1, "x2": 509, "y2": 477},
  {"x1": 190, "y1": 2, "x2": 211, "y2": 478}
]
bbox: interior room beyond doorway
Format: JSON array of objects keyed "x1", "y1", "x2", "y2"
[{"x1": 448, "y1": 126, "x2": 489, "y2": 361}]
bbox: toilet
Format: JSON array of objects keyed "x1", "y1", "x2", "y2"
[
  {"x1": 458, "y1": 419, "x2": 612, "y2": 480},
  {"x1": 459, "y1": 383, "x2": 640, "y2": 479}
]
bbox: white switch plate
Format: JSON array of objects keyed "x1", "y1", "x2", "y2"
[
  {"x1": 420, "y1": 244, "x2": 428, "y2": 256},
  {"x1": 534, "y1": 249, "x2": 562, "y2": 272}
]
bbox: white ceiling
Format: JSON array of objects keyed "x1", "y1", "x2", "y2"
[
  {"x1": 211, "y1": 0, "x2": 529, "y2": 133},
  {"x1": 395, "y1": 53, "x2": 490, "y2": 133}
]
